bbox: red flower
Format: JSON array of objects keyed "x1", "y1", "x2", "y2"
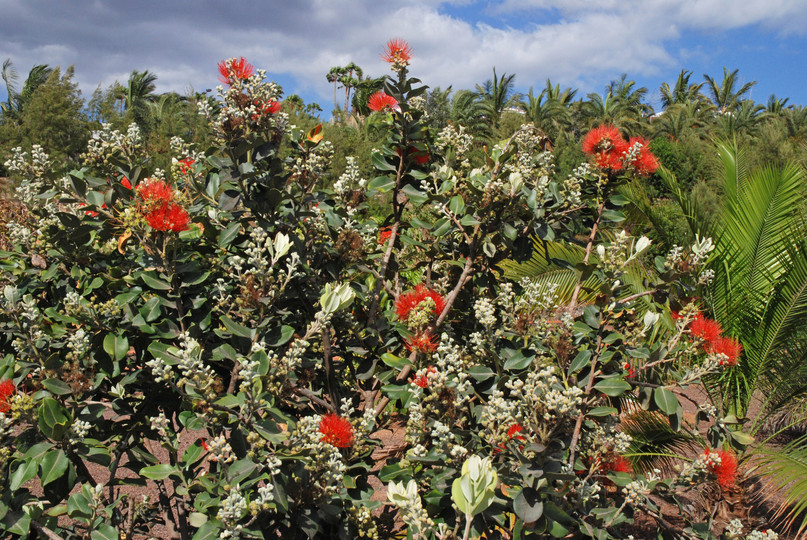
[
  {"x1": 625, "y1": 136, "x2": 659, "y2": 176},
  {"x1": 581, "y1": 125, "x2": 628, "y2": 172},
  {"x1": 600, "y1": 455, "x2": 632, "y2": 474},
  {"x1": 405, "y1": 331, "x2": 439, "y2": 353},
  {"x1": 396, "y1": 146, "x2": 430, "y2": 165},
  {"x1": 623, "y1": 362, "x2": 636, "y2": 378},
  {"x1": 506, "y1": 423, "x2": 526, "y2": 441},
  {"x1": 136, "y1": 178, "x2": 174, "y2": 204},
  {"x1": 319, "y1": 414, "x2": 354, "y2": 448},
  {"x1": 705, "y1": 448, "x2": 737, "y2": 489},
  {"x1": 378, "y1": 226, "x2": 393, "y2": 246},
  {"x1": 381, "y1": 38, "x2": 413, "y2": 64},
  {"x1": 368, "y1": 91, "x2": 399, "y2": 112},
  {"x1": 395, "y1": 285, "x2": 446, "y2": 322},
  {"x1": 179, "y1": 158, "x2": 195, "y2": 175},
  {"x1": 410, "y1": 366, "x2": 437, "y2": 388},
  {"x1": 199, "y1": 438, "x2": 210, "y2": 451},
  {"x1": 0, "y1": 379, "x2": 14, "y2": 413},
  {"x1": 121, "y1": 176, "x2": 132, "y2": 190},
  {"x1": 218, "y1": 57, "x2": 254, "y2": 85},
  {"x1": 145, "y1": 202, "x2": 190, "y2": 232},
  {"x1": 706, "y1": 336, "x2": 742, "y2": 366},
  {"x1": 689, "y1": 314, "x2": 722, "y2": 344}
]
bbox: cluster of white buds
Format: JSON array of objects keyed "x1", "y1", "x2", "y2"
[
  {"x1": 387, "y1": 480, "x2": 434, "y2": 537},
  {"x1": 83, "y1": 123, "x2": 144, "y2": 169},
  {"x1": 474, "y1": 298, "x2": 497, "y2": 328},
  {"x1": 622, "y1": 478, "x2": 652, "y2": 506},
  {"x1": 333, "y1": 156, "x2": 366, "y2": 201},
  {"x1": 218, "y1": 487, "x2": 247, "y2": 538},
  {"x1": 561, "y1": 162, "x2": 590, "y2": 207},
  {"x1": 677, "y1": 450, "x2": 720, "y2": 484},
  {"x1": 66, "y1": 328, "x2": 91, "y2": 361},
  {"x1": 435, "y1": 124, "x2": 473, "y2": 169},
  {"x1": 207, "y1": 434, "x2": 237, "y2": 464},
  {"x1": 289, "y1": 415, "x2": 347, "y2": 497},
  {"x1": 150, "y1": 412, "x2": 171, "y2": 439},
  {"x1": 68, "y1": 419, "x2": 92, "y2": 444},
  {"x1": 5, "y1": 146, "x2": 49, "y2": 207},
  {"x1": 291, "y1": 140, "x2": 334, "y2": 183}
]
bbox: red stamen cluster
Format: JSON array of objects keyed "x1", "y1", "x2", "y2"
[
  {"x1": 599, "y1": 454, "x2": 632, "y2": 474},
  {"x1": 405, "y1": 331, "x2": 439, "y2": 353},
  {"x1": 368, "y1": 91, "x2": 399, "y2": 113},
  {"x1": 135, "y1": 178, "x2": 190, "y2": 233},
  {"x1": 381, "y1": 38, "x2": 412, "y2": 65},
  {"x1": 495, "y1": 422, "x2": 527, "y2": 453},
  {"x1": 251, "y1": 99, "x2": 281, "y2": 121},
  {"x1": 395, "y1": 285, "x2": 446, "y2": 322},
  {"x1": 581, "y1": 125, "x2": 658, "y2": 175},
  {"x1": 0, "y1": 379, "x2": 15, "y2": 413},
  {"x1": 178, "y1": 158, "x2": 195, "y2": 175},
  {"x1": 410, "y1": 366, "x2": 437, "y2": 388},
  {"x1": 218, "y1": 57, "x2": 254, "y2": 85},
  {"x1": 319, "y1": 414, "x2": 354, "y2": 448},
  {"x1": 378, "y1": 227, "x2": 393, "y2": 246},
  {"x1": 704, "y1": 448, "x2": 737, "y2": 489},
  {"x1": 681, "y1": 310, "x2": 742, "y2": 366}
]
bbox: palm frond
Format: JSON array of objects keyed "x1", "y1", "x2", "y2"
[
  {"x1": 751, "y1": 435, "x2": 807, "y2": 536},
  {"x1": 622, "y1": 409, "x2": 698, "y2": 474}
]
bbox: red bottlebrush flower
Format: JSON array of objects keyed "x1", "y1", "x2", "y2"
[
  {"x1": 378, "y1": 226, "x2": 393, "y2": 246},
  {"x1": 264, "y1": 100, "x2": 281, "y2": 115},
  {"x1": 145, "y1": 202, "x2": 190, "y2": 232},
  {"x1": 319, "y1": 414, "x2": 354, "y2": 448},
  {"x1": 0, "y1": 379, "x2": 14, "y2": 413},
  {"x1": 121, "y1": 176, "x2": 132, "y2": 190},
  {"x1": 218, "y1": 56, "x2": 254, "y2": 85},
  {"x1": 199, "y1": 438, "x2": 210, "y2": 451},
  {"x1": 600, "y1": 455, "x2": 632, "y2": 474},
  {"x1": 136, "y1": 178, "x2": 174, "y2": 204},
  {"x1": 689, "y1": 314, "x2": 722, "y2": 344},
  {"x1": 395, "y1": 146, "x2": 430, "y2": 165},
  {"x1": 381, "y1": 38, "x2": 413, "y2": 64},
  {"x1": 405, "y1": 331, "x2": 439, "y2": 353},
  {"x1": 623, "y1": 362, "x2": 636, "y2": 378},
  {"x1": 705, "y1": 448, "x2": 737, "y2": 489},
  {"x1": 395, "y1": 285, "x2": 446, "y2": 322},
  {"x1": 506, "y1": 423, "x2": 526, "y2": 441},
  {"x1": 707, "y1": 336, "x2": 743, "y2": 366},
  {"x1": 581, "y1": 125, "x2": 628, "y2": 172},
  {"x1": 626, "y1": 136, "x2": 659, "y2": 176},
  {"x1": 410, "y1": 366, "x2": 437, "y2": 388},
  {"x1": 368, "y1": 91, "x2": 399, "y2": 112},
  {"x1": 179, "y1": 158, "x2": 195, "y2": 175}
]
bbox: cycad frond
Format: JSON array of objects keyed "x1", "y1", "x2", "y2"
[{"x1": 752, "y1": 435, "x2": 807, "y2": 536}]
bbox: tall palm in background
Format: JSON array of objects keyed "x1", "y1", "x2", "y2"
[
  {"x1": 703, "y1": 67, "x2": 757, "y2": 114},
  {"x1": 1, "y1": 59, "x2": 53, "y2": 124},
  {"x1": 474, "y1": 68, "x2": 522, "y2": 129},
  {"x1": 660, "y1": 69, "x2": 705, "y2": 110},
  {"x1": 120, "y1": 70, "x2": 158, "y2": 132}
]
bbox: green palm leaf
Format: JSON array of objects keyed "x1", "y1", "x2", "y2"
[{"x1": 752, "y1": 435, "x2": 807, "y2": 536}]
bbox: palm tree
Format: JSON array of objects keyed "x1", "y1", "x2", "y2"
[
  {"x1": 120, "y1": 70, "x2": 158, "y2": 131},
  {"x1": 703, "y1": 67, "x2": 756, "y2": 114},
  {"x1": 715, "y1": 99, "x2": 765, "y2": 137},
  {"x1": 339, "y1": 62, "x2": 363, "y2": 113},
  {"x1": 582, "y1": 91, "x2": 634, "y2": 132},
  {"x1": 652, "y1": 100, "x2": 712, "y2": 140},
  {"x1": 1, "y1": 59, "x2": 53, "y2": 123},
  {"x1": 659, "y1": 70, "x2": 704, "y2": 110},
  {"x1": 474, "y1": 68, "x2": 522, "y2": 129},
  {"x1": 765, "y1": 94, "x2": 790, "y2": 115},
  {"x1": 607, "y1": 73, "x2": 652, "y2": 118},
  {"x1": 521, "y1": 79, "x2": 575, "y2": 139},
  {"x1": 449, "y1": 89, "x2": 493, "y2": 141}
]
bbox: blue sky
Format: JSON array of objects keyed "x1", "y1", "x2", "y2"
[{"x1": 1, "y1": 0, "x2": 806, "y2": 117}]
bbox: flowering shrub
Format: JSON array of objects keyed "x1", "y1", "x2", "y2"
[{"x1": 0, "y1": 45, "x2": 756, "y2": 539}]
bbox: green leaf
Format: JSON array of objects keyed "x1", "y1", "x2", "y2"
[
  {"x1": 402, "y1": 184, "x2": 428, "y2": 205},
  {"x1": 449, "y1": 195, "x2": 465, "y2": 215},
  {"x1": 38, "y1": 397, "x2": 70, "y2": 440},
  {"x1": 381, "y1": 353, "x2": 411, "y2": 370},
  {"x1": 103, "y1": 333, "x2": 129, "y2": 361},
  {"x1": 594, "y1": 378, "x2": 632, "y2": 397},
  {"x1": 371, "y1": 152, "x2": 397, "y2": 172},
  {"x1": 602, "y1": 209, "x2": 625, "y2": 222},
  {"x1": 367, "y1": 175, "x2": 395, "y2": 192},
  {"x1": 567, "y1": 349, "x2": 592, "y2": 376},
  {"x1": 188, "y1": 512, "x2": 209, "y2": 528},
  {"x1": 9, "y1": 459, "x2": 38, "y2": 491},
  {"x1": 91, "y1": 524, "x2": 119, "y2": 540},
  {"x1": 139, "y1": 271, "x2": 172, "y2": 290},
  {"x1": 654, "y1": 388, "x2": 679, "y2": 415},
  {"x1": 588, "y1": 407, "x2": 618, "y2": 417},
  {"x1": 39, "y1": 449, "x2": 69, "y2": 486},
  {"x1": 220, "y1": 315, "x2": 253, "y2": 339},
  {"x1": 1, "y1": 510, "x2": 30, "y2": 536},
  {"x1": 41, "y1": 378, "x2": 72, "y2": 395},
  {"x1": 192, "y1": 520, "x2": 222, "y2": 540},
  {"x1": 140, "y1": 464, "x2": 179, "y2": 480},
  {"x1": 513, "y1": 487, "x2": 544, "y2": 522},
  {"x1": 218, "y1": 222, "x2": 241, "y2": 247},
  {"x1": 67, "y1": 490, "x2": 92, "y2": 518}
]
